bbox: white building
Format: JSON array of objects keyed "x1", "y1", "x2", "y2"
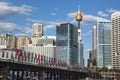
[
  {"x1": 0, "y1": 49, "x2": 16, "y2": 60},
  {"x1": 32, "y1": 23, "x2": 43, "y2": 45},
  {"x1": 22, "y1": 45, "x2": 56, "y2": 58},
  {"x1": 37, "y1": 36, "x2": 56, "y2": 46},
  {"x1": 0, "y1": 33, "x2": 17, "y2": 49},
  {"x1": 17, "y1": 36, "x2": 31, "y2": 49},
  {"x1": 111, "y1": 12, "x2": 120, "y2": 69}
]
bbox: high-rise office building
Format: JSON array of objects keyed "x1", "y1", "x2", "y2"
[
  {"x1": 32, "y1": 23, "x2": 43, "y2": 38},
  {"x1": 17, "y1": 36, "x2": 31, "y2": 49},
  {"x1": 92, "y1": 26, "x2": 97, "y2": 66},
  {"x1": 95, "y1": 18, "x2": 112, "y2": 68},
  {"x1": 32, "y1": 23, "x2": 43, "y2": 45},
  {"x1": 88, "y1": 50, "x2": 93, "y2": 68},
  {"x1": 79, "y1": 40, "x2": 84, "y2": 68},
  {"x1": 56, "y1": 23, "x2": 78, "y2": 65},
  {"x1": 112, "y1": 12, "x2": 120, "y2": 69}
]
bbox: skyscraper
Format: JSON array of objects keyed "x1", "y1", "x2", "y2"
[
  {"x1": 112, "y1": 12, "x2": 120, "y2": 69},
  {"x1": 95, "y1": 18, "x2": 112, "y2": 68},
  {"x1": 56, "y1": 23, "x2": 78, "y2": 65},
  {"x1": 87, "y1": 50, "x2": 93, "y2": 68},
  {"x1": 80, "y1": 40, "x2": 84, "y2": 68},
  {"x1": 32, "y1": 23, "x2": 43, "y2": 45},
  {"x1": 92, "y1": 26, "x2": 97, "y2": 66}
]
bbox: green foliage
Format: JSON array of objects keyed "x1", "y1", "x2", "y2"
[
  {"x1": 100, "y1": 67, "x2": 108, "y2": 72},
  {"x1": 83, "y1": 67, "x2": 88, "y2": 72},
  {"x1": 86, "y1": 70, "x2": 92, "y2": 77}
]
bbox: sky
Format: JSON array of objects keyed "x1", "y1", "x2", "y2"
[{"x1": 0, "y1": 0, "x2": 120, "y2": 66}]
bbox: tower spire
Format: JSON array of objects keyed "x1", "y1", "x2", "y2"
[
  {"x1": 76, "y1": 5, "x2": 82, "y2": 34},
  {"x1": 78, "y1": 5, "x2": 80, "y2": 12}
]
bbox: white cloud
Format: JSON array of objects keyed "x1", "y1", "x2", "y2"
[
  {"x1": 0, "y1": 22, "x2": 21, "y2": 32},
  {"x1": 97, "y1": 11, "x2": 109, "y2": 17},
  {"x1": 0, "y1": 2, "x2": 33, "y2": 19},
  {"x1": 67, "y1": 12, "x2": 76, "y2": 19},
  {"x1": 45, "y1": 21, "x2": 67, "y2": 28},
  {"x1": 15, "y1": 27, "x2": 32, "y2": 37},
  {"x1": 27, "y1": 18, "x2": 66, "y2": 30},
  {"x1": 82, "y1": 14, "x2": 97, "y2": 25},
  {"x1": 45, "y1": 21, "x2": 60, "y2": 30},
  {"x1": 107, "y1": 9, "x2": 120, "y2": 13},
  {"x1": 27, "y1": 18, "x2": 44, "y2": 23},
  {"x1": 0, "y1": 21, "x2": 32, "y2": 37},
  {"x1": 67, "y1": 12, "x2": 107, "y2": 25},
  {"x1": 51, "y1": 13, "x2": 56, "y2": 16},
  {"x1": 45, "y1": 24, "x2": 56, "y2": 29}
]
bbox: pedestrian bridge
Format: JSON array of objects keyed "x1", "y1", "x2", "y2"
[{"x1": 0, "y1": 58, "x2": 86, "y2": 80}]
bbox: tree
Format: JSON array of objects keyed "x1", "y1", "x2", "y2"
[
  {"x1": 100, "y1": 67, "x2": 108, "y2": 72},
  {"x1": 83, "y1": 67, "x2": 88, "y2": 72}
]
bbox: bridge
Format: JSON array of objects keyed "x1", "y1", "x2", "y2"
[{"x1": 0, "y1": 58, "x2": 86, "y2": 80}]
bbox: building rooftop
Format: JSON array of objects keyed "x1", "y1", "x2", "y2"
[{"x1": 112, "y1": 12, "x2": 120, "y2": 16}]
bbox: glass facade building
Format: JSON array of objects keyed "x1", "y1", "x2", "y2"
[
  {"x1": 56, "y1": 23, "x2": 78, "y2": 65},
  {"x1": 80, "y1": 41, "x2": 84, "y2": 68},
  {"x1": 96, "y1": 18, "x2": 112, "y2": 67}
]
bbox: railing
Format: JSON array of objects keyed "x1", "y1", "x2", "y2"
[{"x1": 0, "y1": 58, "x2": 81, "y2": 72}]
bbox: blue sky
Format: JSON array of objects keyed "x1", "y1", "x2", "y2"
[{"x1": 0, "y1": 0, "x2": 120, "y2": 66}]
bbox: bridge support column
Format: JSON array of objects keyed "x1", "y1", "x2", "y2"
[
  {"x1": 65, "y1": 74, "x2": 68, "y2": 80},
  {"x1": 38, "y1": 71, "x2": 43, "y2": 80},
  {"x1": 34, "y1": 71, "x2": 36, "y2": 78},
  {"x1": 61, "y1": 73, "x2": 65, "y2": 80},
  {"x1": 24, "y1": 71, "x2": 26, "y2": 79},
  {"x1": 31, "y1": 72, "x2": 34, "y2": 79},
  {"x1": 29, "y1": 71, "x2": 31, "y2": 79},
  {"x1": 20, "y1": 71, "x2": 24, "y2": 80},
  {"x1": 2, "y1": 65, "x2": 9, "y2": 80},
  {"x1": 71, "y1": 74, "x2": 74, "y2": 80},
  {"x1": 11, "y1": 70, "x2": 15, "y2": 80},
  {"x1": 59, "y1": 73, "x2": 61, "y2": 80},
  {"x1": 62, "y1": 73, "x2": 65, "y2": 80},
  {"x1": 16, "y1": 71, "x2": 20, "y2": 80},
  {"x1": 50, "y1": 72, "x2": 52, "y2": 80},
  {"x1": 26, "y1": 71, "x2": 28, "y2": 79},
  {"x1": 69, "y1": 74, "x2": 72, "y2": 80},
  {"x1": 36, "y1": 72, "x2": 39, "y2": 79},
  {"x1": 46, "y1": 72, "x2": 51, "y2": 80},
  {"x1": 53, "y1": 72, "x2": 55, "y2": 80},
  {"x1": 56, "y1": 73, "x2": 58, "y2": 80},
  {"x1": 67, "y1": 74, "x2": 70, "y2": 80},
  {"x1": 74, "y1": 75, "x2": 79, "y2": 80},
  {"x1": 57, "y1": 73, "x2": 60, "y2": 80}
]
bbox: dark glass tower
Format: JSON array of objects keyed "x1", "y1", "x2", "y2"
[{"x1": 56, "y1": 23, "x2": 78, "y2": 65}]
